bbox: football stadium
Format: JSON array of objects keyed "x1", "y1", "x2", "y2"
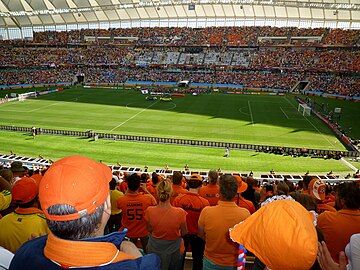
[{"x1": 0, "y1": 0, "x2": 360, "y2": 269}]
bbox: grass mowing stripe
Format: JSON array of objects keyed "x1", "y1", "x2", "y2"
[
  {"x1": 0, "y1": 88, "x2": 348, "y2": 151},
  {"x1": 0, "y1": 130, "x2": 357, "y2": 174}
]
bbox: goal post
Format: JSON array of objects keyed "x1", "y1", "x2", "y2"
[{"x1": 298, "y1": 103, "x2": 311, "y2": 116}]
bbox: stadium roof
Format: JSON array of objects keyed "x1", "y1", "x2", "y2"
[{"x1": 0, "y1": 0, "x2": 359, "y2": 29}]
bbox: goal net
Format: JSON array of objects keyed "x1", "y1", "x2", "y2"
[
  {"x1": 18, "y1": 91, "x2": 37, "y2": 101},
  {"x1": 298, "y1": 103, "x2": 311, "y2": 116}
]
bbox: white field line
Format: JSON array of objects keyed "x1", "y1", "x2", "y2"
[
  {"x1": 340, "y1": 157, "x2": 359, "y2": 171},
  {"x1": 109, "y1": 100, "x2": 160, "y2": 132},
  {"x1": 248, "y1": 100, "x2": 254, "y2": 126},
  {"x1": 284, "y1": 96, "x2": 336, "y2": 148},
  {"x1": 280, "y1": 107, "x2": 290, "y2": 119}
]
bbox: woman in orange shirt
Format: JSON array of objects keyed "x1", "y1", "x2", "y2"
[{"x1": 145, "y1": 179, "x2": 187, "y2": 270}]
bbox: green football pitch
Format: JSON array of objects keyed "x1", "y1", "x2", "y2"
[{"x1": 0, "y1": 87, "x2": 359, "y2": 174}]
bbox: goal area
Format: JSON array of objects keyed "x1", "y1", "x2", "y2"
[{"x1": 298, "y1": 103, "x2": 311, "y2": 116}]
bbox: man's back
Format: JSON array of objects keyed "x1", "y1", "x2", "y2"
[
  {"x1": 199, "y1": 184, "x2": 220, "y2": 206},
  {"x1": 173, "y1": 193, "x2": 209, "y2": 234},
  {"x1": 198, "y1": 201, "x2": 250, "y2": 266},
  {"x1": 317, "y1": 208, "x2": 360, "y2": 262},
  {"x1": 170, "y1": 184, "x2": 188, "y2": 205},
  {"x1": 117, "y1": 193, "x2": 156, "y2": 238}
]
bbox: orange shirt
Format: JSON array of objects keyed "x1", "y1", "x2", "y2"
[
  {"x1": 117, "y1": 193, "x2": 157, "y2": 238},
  {"x1": 199, "y1": 184, "x2": 220, "y2": 206},
  {"x1": 234, "y1": 195, "x2": 255, "y2": 214},
  {"x1": 198, "y1": 201, "x2": 250, "y2": 266},
  {"x1": 317, "y1": 203, "x2": 336, "y2": 214},
  {"x1": 317, "y1": 209, "x2": 360, "y2": 263},
  {"x1": 170, "y1": 185, "x2": 188, "y2": 205},
  {"x1": 173, "y1": 193, "x2": 209, "y2": 234},
  {"x1": 145, "y1": 206, "x2": 187, "y2": 240},
  {"x1": 146, "y1": 184, "x2": 158, "y2": 202},
  {"x1": 119, "y1": 182, "x2": 128, "y2": 193}
]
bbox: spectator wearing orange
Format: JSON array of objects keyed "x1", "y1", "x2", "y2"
[
  {"x1": 146, "y1": 172, "x2": 160, "y2": 202},
  {"x1": 117, "y1": 173, "x2": 157, "y2": 251},
  {"x1": 173, "y1": 174, "x2": 210, "y2": 270},
  {"x1": 199, "y1": 170, "x2": 220, "y2": 206},
  {"x1": 119, "y1": 173, "x2": 128, "y2": 193},
  {"x1": 0, "y1": 177, "x2": 49, "y2": 253},
  {"x1": 145, "y1": 179, "x2": 187, "y2": 270},
  {"x1": 198, "y1": 174, "x2": 250, "y2": 269},
  {"x1": 170, "y1": 171, "x2": 188, "y2": 205},
  {"x1": 308, "y1": 178, "x2": 336, "y2": 213},
  {"x1": 233, "y1": 176, "x2": 255, "y2": 214},
  {"x1": 106, "y1": 178, "x2": 123, "y2": 233},
  {"x1": 317, "y1": 182, "x2": 360, "y2": 263},
  {"x1": 9, "y1": 155, "x2": 160, "y2": 269}
]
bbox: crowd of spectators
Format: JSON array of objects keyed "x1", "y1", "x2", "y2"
[
  {"x1": 1, "y1": 66, "x2": 358, "y2": 96},
  {"x1": 30, "y1": 26, "x2": 359, "y2": 46},
  {"x1": 0, "y1": 26, "x2": 359, "y2": 96}
]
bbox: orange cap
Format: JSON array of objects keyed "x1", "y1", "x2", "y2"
[
  {"x1": 309, "y1": 178, "x2": 326, "y2": 201},
  {"x1": 233, "y1": 175, "x2": 248, "y2": 194},
  {"x1": 30, "y1": 174, "x2": 43, "y2": 186},
  {"x1": 40, "y1": 155, "x2": 112, "y2": 221},
  {"x1": 12, "y1": 177, "x2": 39, "y2": 204}
]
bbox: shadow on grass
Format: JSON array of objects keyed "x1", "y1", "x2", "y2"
[{"x1": 8, "y1": 86, "x2": 360, "y2": 139}]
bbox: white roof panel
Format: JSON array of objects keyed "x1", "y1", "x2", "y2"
[
  {"x1": 94, "y1": 10, "x2": 108, "y2": 20},
  {"x1": 38, "y1": 14, "x2": 54, "y2": 24},
  {"x1": 274, "y1": 6, "x2": 287, "y2": 18},
  {"x1": 136, "y1": 8, "x2": 149, "y2": 19},
  {"x1": 61, "y1": 13, "x2": 77, "y2": 23},
  {"x1": 222, "y1": 5, "x2": 234, "y2": 17},
  {"x1": 174, "y1": 5, "x2": 187, "y2": 18},
  {"x1": 28, "y1": 16, "x2": 43, "y2": 25},
  {"x1": 52, "y1": 14, "x2": 65, "y2": 24},
  {"x1": 311, "y1": 8, "x2": 324, "y2": 19},
  {"x1": 202, "y1": 4, "x2": 215, "y2": 17},
  {"x1": 104, "y1": 9, "x2": 119, "y2": 20},
  {"x1": 0, "y1": 0, "x2": 359, "y2": 29}
]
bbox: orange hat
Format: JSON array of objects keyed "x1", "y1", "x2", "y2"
[
  {"x1": 309, "y1": 178, "x2": 326, "y2": 201},
  {"x1": 230, "y1": 200, "x2": 317, "y2": 270},
  {"x1": 12, "y1": 177, "x2": 39, "y2": 204},
  {"x1": 189, "y1": 174, "x2": 203, "y2": 181},
  {"x1": 40, "y1": 155, "x2": 112, "y2": 221},
  {"x1": 30, "y1": 174, "x2": 42, "y2": 186},
  {"x1": 233, "y1": 175, "x2": 248, "y2": 194}
]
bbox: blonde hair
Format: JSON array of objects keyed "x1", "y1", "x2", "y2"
[{"x1": 157, "y1": 179, "x2": 173, "y2": 202}]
